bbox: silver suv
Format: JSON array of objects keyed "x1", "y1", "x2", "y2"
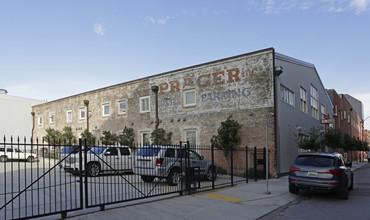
[
  {"x1": 133, "y1": 146, "x2": 216, "y2": 185},
  {"x1": 289, "y1": 152, "x2": 353, "y2": 199}
]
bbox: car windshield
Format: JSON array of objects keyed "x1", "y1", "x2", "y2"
[
  {"x1": 136, "y1": 148, "x2": 161, "y2": 156},
  {"x1": 89, "y1": 147, "x2": 106, "y2": 155},
  {"x1": 295, "y1": 156, "x2": 335, "y2": 167}
]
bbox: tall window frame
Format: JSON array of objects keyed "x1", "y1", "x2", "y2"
[
  {"x1": 118, "y1": 100, "x2": 127, "y2": 115},
  {"x1": 102, "y1": 103, "x2": 110, "y2": 117},
  {"x1": 49, "y1": 113, "x2": 55, "y2": 124},
  {"x1": 281, "y1": 85, "x2": 295, "y2": 106},
  {"x1": 66, "y1": 110, "x2": 72, "y2": 123},
  {"x1": 300, "y1": 87, "x2": 307, "y2": 113},
  {"x1": 79, "y1": 108, "x2": 86, "y2": 120},
  {"x1": 183, "y1": 90, "x2": 196, "y2": 107},
  {"x1": 140, "y1": 96, "x2": 150, "y2": 113},
  {"x1": 310, "y1": 85, "x2": 319, "y2": 120}
]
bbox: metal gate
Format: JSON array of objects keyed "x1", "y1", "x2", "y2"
[
  {"x1": 0, "y1": 138, "x2": 83, "y2": 220},
  {"x1": 1, "y1": 138, "x2": 247, "y2": 219}
]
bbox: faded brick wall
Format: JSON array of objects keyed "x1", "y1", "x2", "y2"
[{"x1": 32, "y1": 48, "x2": 277, "y2": 175}]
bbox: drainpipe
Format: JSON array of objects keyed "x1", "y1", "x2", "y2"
[
  {"x1": 31, "y1": 112, "x2": 35, "y2": 141},
  {"x1": 151, "y1": 86, "x2": 159, "y2": 130},
  {"x1": 84, "y1": 100, "x2": 90, "y2": 133}
]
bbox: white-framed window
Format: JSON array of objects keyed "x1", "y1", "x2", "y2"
[
  {"x1": 66, "y1": 110, "x2": 72, "y2": 123},
  {"x1": 49, "y1": 113, "x2": 55, "y2": 124},
  {"x1": 140, "y1": 96, "x2": 150, "y2": 113},
  {"x1": 37, "y1": 115, "x2": 43, "y2": 126},
  {"x1": 343, "y1": 110, "x2": 347, "y2": 120},
  {"x1": 321, "y1": 104, "x2": 326, "y2": 120},
  {"x1": 141, "y1": 132, "x2": 151, "y2": 146},
  {"x1": 185, "y1": 130, "x2": 197, "y2": 149},
  {"x1": 183, "y1": 90, "x2": 196, "y2": 107},
  {"x1": 79, "y1": 108, "x2": 86, "y2": 120},
  {"x1": 281, "y1": 85, "x2": 294, "y2": 106},
  {"x1": 300, "y1": 87, "x2": 307, "y2": 113},
  {"x1": 102, "y1": 103, "x2": 110, "y2": 117},
  {"x1": 118, "y1": 100, "x2": 127, "y2": 115},
  {"x1": 310, "y1": 85, "x2": 319, "y2": 119}
]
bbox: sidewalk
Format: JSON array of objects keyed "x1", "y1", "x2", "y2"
[{"x1": 66, "y1": 162, "x2": 367, "y2": 220}]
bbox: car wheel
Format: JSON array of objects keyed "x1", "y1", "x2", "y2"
[
  {"x1": 167, "y1": 169, "x2": 180, "y2": 186},
  {"x1": 27, "y1": 156, "x2": 35, "y2": 162},
  {"x1": 0, "y1": 156, "x2": 8, "y2": 162},
  {"x1": 141, "y1": 175, "x2": 155, "y2": 183},
  {"x1": 87, "y1": 162, "x2": 100, "y2": 177},
  {"x1": 349, "y1": 173, "x2": 354, "y2": 191},
  {"x1": 289, "y1": 184, "x2": 299, "y2": 194},
  {"x1": 206, "y1": 166, "x2": 217, "y2": 181}
]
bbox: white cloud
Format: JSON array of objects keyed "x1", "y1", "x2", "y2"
[
  {"x1": 94, "y1": 23, "x2": 105, "y2": 36},
  {"x1": 146, "y1": 16, "x2": 171, "y2": 25},
  {"x1": 349, "y1": 0, "x2": 369, "y2": 14},
  {"x1": 246, "y1": 0, "x2": 369, "y2": 14}
]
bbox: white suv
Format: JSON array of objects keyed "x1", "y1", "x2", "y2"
[
  {"x1": 0, "y1": 147, "x2": 37, "y2": 162},
  {"x1": 67, "y1": 146, "x2": 133, "y2": 177},
  {"x1": 133, "y1": 146, "x2": 217, "y2": 185}
]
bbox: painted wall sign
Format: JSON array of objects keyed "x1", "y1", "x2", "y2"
[{"x1": 150, "y1": 50, "x2": 274, "y2": 117}]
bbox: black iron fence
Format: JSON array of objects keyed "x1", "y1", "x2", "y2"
[{"x1": 0, "y1": 137, "x2": 268, "y2": 219}]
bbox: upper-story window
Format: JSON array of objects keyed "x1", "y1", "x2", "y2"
[
  {"x1": 140, "y1": 96, "x2": 150, "y2": 113},
  {"x1": 281, "y1": 85, "x2": 294, "y2": 106},
  {"x1": 37, "y1": 115, "x2": 43, "y2": 126},
  {"x1": 79, "y1": 108, "x2": 86, "y2": 120},
  {"x1": 310, "y1": 85, "x2": 319, "y2": 119},
  {"x1": 321, "y1": 104, "x2": 326, "y2": 120},
  {"x1": 102, "y1": 103, "x2": 110, "y2": 117},
  {"x1": 183, "y1": 90, "x2": 196, "y2": 107},
  {"x1": 66, "y1": 110, "x2": 72, "y2": 123},
  {"x1": 49, "y1": 113, "x2": 55, "y2": 124},
  {"x1": 300, "y1": 87, "x2": 307, "y2": 113},
  {"x1": 118, "y1": 100, "x2": 127, "y2": 115}
]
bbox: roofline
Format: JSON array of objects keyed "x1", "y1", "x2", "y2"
[
  {"x1": 34, "y1": 47, "x2": 275, "y2": 107},
  {"x1": 275, "y1": 53, "x2": 315, "y2": 69}
]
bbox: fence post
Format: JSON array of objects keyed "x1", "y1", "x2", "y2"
[
  {"x1": 211, "y1": 144, "x2": 215, "y2": 190},
  {"x1": 263, "y1": 147, "x2": 266, "y2": 179},
  {"x1": 246, "y1": 146, "x2": 248, "y2": 183},
  {"x1": 254, "y1": 146, "x2": 257, "y2": 182},
  {"x1": 186, "y1": 141, "x2": 191, "y2": 195},
  {"x1": 231, "y1": 145, "x2": 234, "y2": 186},
  {"x1": 179, "y1": 141, "x2": 183, "y2": 196}
]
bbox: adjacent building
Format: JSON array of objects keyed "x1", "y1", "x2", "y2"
[
  {"x1": 0, "y1": 89, "x2": 45, "y2": 140},
  {"x1": 31, "y1": 48, "x2": 334, "y2": 176}
]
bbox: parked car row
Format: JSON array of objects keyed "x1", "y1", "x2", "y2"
[
  {"x1": 0, "y1": 147, "x2": 37, "y2": 162},
  {"x1": 61, "y1": 145, "x2": 217, "y2": 185}
]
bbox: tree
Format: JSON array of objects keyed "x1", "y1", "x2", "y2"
[
  {"x1": 151, "y1": 128, "x2": 172, "y2": 145},
  {"x1": 43, "y1": 128, "x2": 63, "y2": 146},
  {"x1": 100, "y1": 131, "x2": 118, "y2": 145},
  {"x1": 118, "y1": 126, "x2": 135, "y2": 148},
  {"x1": 324, "y1": 129, "x2": 344, "y2": 149},
  {"x1": 298, "y1": 126, "x2": 323, "y2": 152},
  {"x1": 62, "y1": 126, "x2": 76, "y2": 145},
  {"x1": 81, "y1": 129, "x2": 96, "y2": 146},
  {"x1": 210, "y1": 118, "x2": 242, "y2": 173}
]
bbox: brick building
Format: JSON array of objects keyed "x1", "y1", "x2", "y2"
[
  {"x1": 327, "y1": 89, "x2": 364, "y2": 160},
  {"x1": 32, "y1": 48, "x2": 333, "y2": 176}
]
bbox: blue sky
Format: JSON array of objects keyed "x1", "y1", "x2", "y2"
[{"x1": 1, "y1": 0, "x2": 370, "y2": 129}]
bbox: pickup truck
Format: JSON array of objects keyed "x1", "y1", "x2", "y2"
[
  {"x1": 0, "y1": 147, "x2": 37, "y2": 162},
  {"x1": 65, "y1": 146, "x2": 133, "y2": 177}
]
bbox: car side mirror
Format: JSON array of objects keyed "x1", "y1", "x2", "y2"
[
  {"x1": 200, "y1": 156, "x2": 204, "y2": 160},
  {"x1": 104, "y1": 151, "x2": 111, "y2": 156}
]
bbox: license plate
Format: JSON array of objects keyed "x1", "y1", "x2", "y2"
[{"x1": 307, "y1": 172, "x2": 318, "y2": 177}]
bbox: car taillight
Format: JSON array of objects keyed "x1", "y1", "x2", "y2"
[
  {"x1": 156, "y1": 158, "x2": 164, "y2": 166},
  {"x1": 326, "y1": 169, "x2": 342, "y2": 176},
  {"x1": 290, "y1": 166, "x2": 301, "y2": 172}
]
